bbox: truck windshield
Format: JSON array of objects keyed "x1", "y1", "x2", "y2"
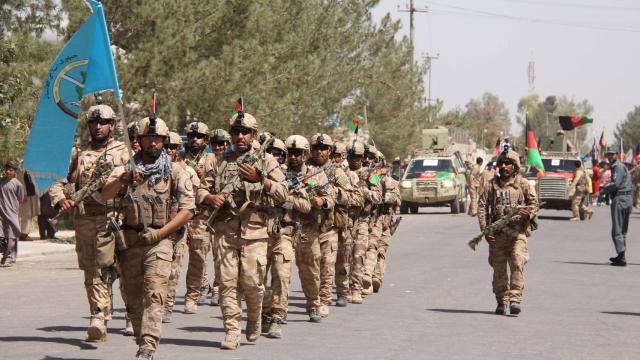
[
  {"x1": 527, "y1": 158, "x2": 576, "y2": 175},
  {"x1": 405, "y1": 159, "x2": 453, "y2": 179}
]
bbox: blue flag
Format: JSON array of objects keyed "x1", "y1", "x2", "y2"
[{"x1": 23, "y1": 0, "x2": 121, "y2": 193}]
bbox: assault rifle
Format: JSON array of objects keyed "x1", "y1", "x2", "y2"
[
  {"x1": 206, "y1": 137, "x2": 275, "y2": 232},
  {"x1": 48, "y1": 144, "x2": 124, "y2": 231},
  {"x1": 389, "y1": 215, "x2": 402, "y2": 235},
  {"x1": 467, "y1": 203, "x2": 540, "y2": 251}
]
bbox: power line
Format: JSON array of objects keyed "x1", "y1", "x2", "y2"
[
  {"x1": 493, "y1": 0, "x2": 640, "y2": 12},
  {"x1": 427, "y1": 1, "x2": 640, "y2": 33}
]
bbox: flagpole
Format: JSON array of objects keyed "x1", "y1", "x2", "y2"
[{"x1": 116, "y1": 97, "x2": 136, "y2": 165}]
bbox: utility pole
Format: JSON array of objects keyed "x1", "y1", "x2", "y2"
[
  {"x1": 398, "y1": 1, "x2": 429, "y2": 61},
  {"x1": 423, "y1": 53, "x2": 439, "y2": 125}
]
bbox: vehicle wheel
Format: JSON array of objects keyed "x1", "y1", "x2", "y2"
[
  {"x1": 458, "y1": 198, "x2": 466, "y2": 214},
  {"x1": 400, "y1": 201, "x2": 409, "y2": 214},
  {"x1": 409, "y1": 205, "x2": 419, "y2": 214},
  {"x1": 451, "y1": 197, "x2": 460, "y2": 214}
]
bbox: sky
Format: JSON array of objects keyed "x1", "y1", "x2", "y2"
[{"x1": 372, "y1": 0, "x2": 640, "y2": 141}]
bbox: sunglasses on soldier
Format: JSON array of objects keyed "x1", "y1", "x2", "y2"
[
  {"x1": 166, "y1": 144, "x2": 180, "y2": 150},
  {"x1": 311, "y1": 144, "x2": 330, "y2": 152},
  {"x1": 288, "y1": 149, "x2": 304, "y2": 157},
  {"x1": 188, "y1": 133, "x2": 207, "y2": 139},
  {"x1": 267, "y1": 149, "x2": 285, "y2": 158},
  {"x1": 230, "y1": 127, "x2": 252, "y2": 136},
  {"x1": 88, "y1": 117, "x2": 113, "y2": 126}
]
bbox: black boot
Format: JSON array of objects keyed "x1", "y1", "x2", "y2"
[
  {"x1": 610, "y1": 251, "x2": 627, "y2": 266},
  {"x1": 509, "y1": 302, "x2": 521, "y2": 315},
  {"x1": 495, "y1": 302, "x2": 507, "y2": 315}
]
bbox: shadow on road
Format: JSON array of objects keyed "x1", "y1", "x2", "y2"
[
  {"x1": 554, "y1": 261, "x2": 640, "y2": 266},
  {"x1": 427, "y1": 308, "x2": 495, "y2": 315},
  {"x1": 42, "y1": 357, "x2": 98, "y2": 360},
  {"x1": 0, "y1": 336, "x2": 97, "y2": 350},
  {"x1": 161, "y1": 337, "x2": 221, "y2": 348},
  {"x1": 538, "y1": 215, "x2": 572, "y2": 221},
  {"x1": 176, "y1": 326, "x2": 224, "y2": 333},
  {"x1": 601, "y1": 311, "x2": 640, "y2": 316},
  {"x1": 37, "y1": 326, "x2": 122, "y2": 335}
]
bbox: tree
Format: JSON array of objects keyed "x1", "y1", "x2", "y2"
[
  {"x1": 614, "y1": 106, "x2": 640, "y2": 149},
  {"x1": 464, "y1": 92, "x2": 510, "y2": 147}
]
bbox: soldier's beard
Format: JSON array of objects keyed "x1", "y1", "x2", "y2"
[
  {"x1": 144, "y1": 149, "x2": 163, "y2": 160},
  {"x1": 187, "y1": 143, "x2": 206, "y2": 155},
  {"x1": 498, "y1": 167, "x2": 515, "y2": 178},
  {"x1": 289, "y1": 160, "x2": 302, "y2": 171}
]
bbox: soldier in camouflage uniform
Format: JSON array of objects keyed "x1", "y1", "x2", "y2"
[
  {"x1": 347, "y1": 141, "x2": 381, "y2": 304},
  {"x1": 49, "y1": 105, "x2": 129, "y2": 342},
  {"x1": 467, "y1": 157, "x2": 484, "y2": 216},
  {"x1": 298, "y1": 133, "x2": 354, "y2": 319},
  {"x1": 101, "y1": 116, "x2": 195, "y2": 360},
  {"x1": 477, "y1": 149, "x2": 538, "y2": 316},
  {"x1": 210, "y1": 128, "x2": 231, "y2": 156},
  {"x1": 364, "y1": 152, "x2": 400, "y2": 294},
  {"x1": 182, "y1": 122, "x2": 217, "y2": 314},
  {"x1": 261, "y1": 135, "x2": 312, "y2": 338},
  {"x1": 162, "y1": 132, "x2": 196, "y2": 323},
  {"x1": 332, "y1": 141, "x2": 363, "y2": 307},
  {"x1": 127, "y1": 121, "x2": 141, "y2": 153},
  {"x1": 568, "y1": 160, "x2": 593, "y2": 221},
  {"x1": 198, "y1": 112, "x2": 288, "y2": 350},
  {"x1": 266, "y1": 138, "x2": 288, "y2": 168}
]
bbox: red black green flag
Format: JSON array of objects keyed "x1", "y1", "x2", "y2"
[
  {"x1": 527, "y1": 130, "x2": 544, "y2": 175},
  {"x1": 558, "y1": 114, "x2": 593, "y2": 130},
  {"x1": 347, "y1": 117, "x2": 360, "y2": 134}
]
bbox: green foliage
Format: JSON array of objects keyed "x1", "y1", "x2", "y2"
[
  {"x1": 614, "y1": 106, "x2": 640, "y2": 148},
  {"x1": 516, "y1": 94, "x2": 593, "y2": 152}
]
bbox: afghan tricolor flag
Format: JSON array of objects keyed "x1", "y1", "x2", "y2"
[
  {"x1": 527, "y1": 130, "x2": 544, "y2": 175},
  {"x1": 347, "y1": 116, "x2": 361, "y2": 134},
  {"x1": 558, "y1": 114, "x2": 593, "y2": 131}
]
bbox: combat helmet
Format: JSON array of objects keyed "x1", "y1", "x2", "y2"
[
  {"x1": 347, "y1": 141, "x2": 366, "y2": 156},
  {"x1": 210, "y1": 128, "x2": 231, "y2": 143},
  {"x1": 137, "y1": 116, "x2": 170, "y2": 137},
  {"x1": 185, "y1": 121, "x2": 210, "y2": 137},
  {"x1": 269, "y1": 138, "x2": 288, "y2": 153},
  {"x1": 86, "y1": 105, "x2": 116, "y2": 122},
  {"x1": 366, "y1": 145, "x2": 379, "y2": 159},
  {"x1": 497, "y1": 149, "x2": 521, "y2": 171},
  {"x1": 310, "y1": 133, "x2": 334, "y2": 147},
  {"x1": 333, "y1": 141, "x2": 347, "y2": 155},
  {"x1": 127, "y1": 121, "x2": 139, "y2": 136},
  {"x1": 229, "y1": 113, "x2": 258, "y2": 132},
  {"x1": 167, "y1": 131, "x2": 182, "y2": 146},
  {"x1": 285, "y1": 135, "x2": 310, "y2": 151}
]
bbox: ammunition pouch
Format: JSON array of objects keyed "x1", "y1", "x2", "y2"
[
  {"x1": 334, "y1": 205, "x2": 349, "y2": 229},
  {"x1": 95, "y1": 232, "x2": 116, "y2": 267}
]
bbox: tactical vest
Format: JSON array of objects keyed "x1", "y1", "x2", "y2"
[
  {"x1": 74, "y1": 141, "x2": 124, "y2": 206},
  {"x1": 121, "y1": 176, "x2": 173, "y2": 229},
  {"x1": 488, "y1": 176, "x2": 531, "y2": 233}
]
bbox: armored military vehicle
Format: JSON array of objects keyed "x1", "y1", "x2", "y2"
[{"x1": 399, "y1": 129, "x2": 468, "y2": 214}]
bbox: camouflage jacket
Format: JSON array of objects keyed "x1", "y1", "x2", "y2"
[{"x1": 477, "y1": 174, "x2": 538, "y2": 235}]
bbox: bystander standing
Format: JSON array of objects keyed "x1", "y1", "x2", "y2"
[{"x1": 0, "y1": 160, "x2": 26, "y2": 267}]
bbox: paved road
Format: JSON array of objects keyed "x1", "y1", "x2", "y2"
[{"x1": 1, "y1": 206, "x2": 640, "y2": 359}]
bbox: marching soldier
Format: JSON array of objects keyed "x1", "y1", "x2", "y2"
[
  {"x1": 348, "y1": 142, "x2": 381, "y2": 304},
  {"x1": 262, "y1": 135, "x2": 312, "y2": 338},
  {"x1": 330, "y1": 141, "x2": 349, "y2": 170},
  {"x1": 477, "y1": 149, "x2": 538, "y2": 315},
  {"x1": 210, "y1": 128, "x2": 231, "y2": 156},
  {"x1": 49, "y1": 105, "x2": 128, "y2": 342},
  {"x1": 467, "y1": 157, "x2": 483, "y2": 216},
  {"x1": 127, "y1": 121, "x2": 141, "y2": 152},
  {"x1": 198, "y1": 111, "x2": 288, "y2": 350},
  {"x1": 364, "y1": 152, "x2": 400, "y2": 294},
  {"x1": 101, "y1": 116, "x2": 195, "y2": 359},
  {"x1": 299, "y1": 133, "x2": 353, "y2": 319},
  {"x1": 182, "y1": 121, "x2": 217, "y2": 313},
  {"x1": 163, "y1": 132, "x2": 197, "y2": 323},
  {"x1": 266, "y1": 138, "x2": 288, "y2": 168},
  {"x1": 568, "y1": 160, "x2": 593, "y2": 221}
]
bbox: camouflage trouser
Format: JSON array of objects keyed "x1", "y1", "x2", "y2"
[
  {"x1": 165, "y1": 232, "x2": 187, "y2": 314},
  {"x1": 319, "y1": 229, "x2": 338, "y2": 306},
  {"x1": 216, "y1": 221, "x2": 267, "y2": 336},
  {"x1": 118, "y1": 237, "x2": 173, "y2": 351},
  {"x1": 185, "y1": 216, "x2": 211, "y2": 303},
  {"x1": 262, "y1": 227, "x2": 294, "y2": 321},
  {"x1": 349, "y1": 218, "x2": 370, "y2": 292},
  {"x1": 74, "y1": 214, "x2": 112, "y2": 318},
  {"x1": 468, "y1": 186, "x2": 478, "y2": 215},
  {"x1": 373, "y1": 226, "x2": 392, "y2": 285},
  {"x1": 334, "y1": 225, "x2": 353, "y2": 298},
  {"x1": 208, "y1": 231, "x2": 223, "y2": 297},
  {"x1": 488, "y1": 233, "x2": 529, "y2": 304},
  {"x1": 295, "y1": 228, "x2": 322, "y2": 309},
  {"x1": 570, "y1": 193, "x2": 587, "y2": 217},
  {"x1": 364, "y1": 219, "x2": 383, "y2": 289}
]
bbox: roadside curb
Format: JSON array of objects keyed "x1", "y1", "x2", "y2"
[{"x1": 20, "y1": 246, "x2": 75, "y2": 260}]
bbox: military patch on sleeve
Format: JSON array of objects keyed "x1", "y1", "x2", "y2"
[{"x1": 336, "y1": 174, "x2": 349, "y2": 187}]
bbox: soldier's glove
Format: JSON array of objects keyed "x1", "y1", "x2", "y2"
[{"x1": 141, "y1": 228, "x2": 161, "y2": 244}]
